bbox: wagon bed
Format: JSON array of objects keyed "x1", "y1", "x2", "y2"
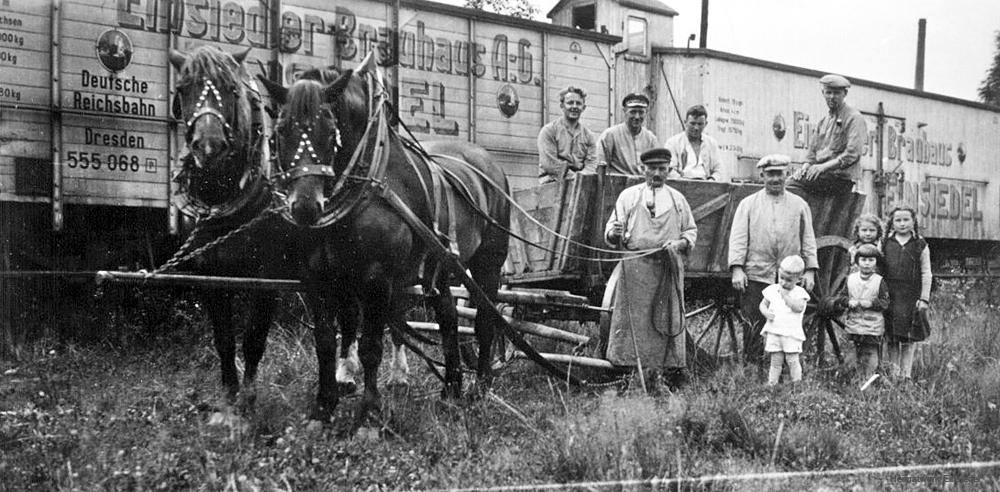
[{"x1": 503, "y1": 170, "x2": 868, "y2": 294}]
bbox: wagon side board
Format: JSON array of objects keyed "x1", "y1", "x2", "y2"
[{"x1": 503, "y1": 173, "x2": 867, "y2": 289}]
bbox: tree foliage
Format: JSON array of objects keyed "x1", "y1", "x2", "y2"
[
  {"x1": 464, "y1": 0, "x2": 539, "y2": 19},
  {"x1": 979, "y1": 30, "x2": 1000, "y2": 106}
]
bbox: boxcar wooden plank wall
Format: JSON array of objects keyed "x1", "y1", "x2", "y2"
[
  {"x1": 654, "y1": 49, "x2": 1000, "y2": 242},
  {"x1": 2, "y1": 0, "x2": 618, "y2": 212},
  {"x1": 59, "y1": 0, "x2": 171, "y2": 208},
  {"x1": 0, "y1": 1, "x2": 52, "y2": 203}
]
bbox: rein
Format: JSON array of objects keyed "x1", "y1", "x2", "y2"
[{"x1": 391, "y1": 121, "x2": 663, "y2": 262}]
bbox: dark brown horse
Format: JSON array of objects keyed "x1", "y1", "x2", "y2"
[
  {"x1": 168, "y1": 45, "x2": 298, "y2": 412},
  {"x1": 260, "y1": 62, "x2": 510, "y2": 421}
]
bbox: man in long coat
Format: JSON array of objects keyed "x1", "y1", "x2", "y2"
[{"x1": 605, "y1": 148, "x2": 698, "y2": 390}]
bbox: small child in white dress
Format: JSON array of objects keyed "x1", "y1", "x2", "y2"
[{"x1": 759, "y1": 255, "x2": 811, "y2": 385}]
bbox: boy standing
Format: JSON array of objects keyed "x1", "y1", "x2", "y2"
[{"x1": 759, "y1": 256, "x2": 810, "y2": 386}]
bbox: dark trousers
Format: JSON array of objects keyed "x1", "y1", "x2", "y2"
[
  {"x1": 740, "y1": 280, "x2": 768, "y2": 366},
  {"x1": 786, "y1": 174, "x2": 854, "y2": 197}
]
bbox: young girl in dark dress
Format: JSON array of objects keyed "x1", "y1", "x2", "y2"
[{"x1": 882, "y1": 207, "x2": 932, "y2": 381}]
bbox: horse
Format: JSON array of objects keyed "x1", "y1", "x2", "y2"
[
  {"x1": 259, "y1": 61, "x2": 511, "y2": 421},
  {"x1": 167, "y1": 45, "x2": 302, "y2": 414}
]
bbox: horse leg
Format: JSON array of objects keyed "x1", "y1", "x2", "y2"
[
  {"x1": 358, "y1": 276, "x2": 392, "y2": 419},
  {"x1": 429, "y1": 274, "x2": 463, "y2": 399},
  {"x1": 204, "y1": 290, "x2": 239, "y2": 404},
  {"x1": 239, "y1": 292, "x2": 275, "y2": 413},
  {"x1": 386, "y1": 303, "x2": 410, "y2": 387},
  {"x1": 470, "y1": 253, "x2": 503, "y2": 392},
  {"x1": 335, "y1": 296, "x2": 361, "y2": 395},
  {"x1": 304, "y1": 291, "x2": 340, "y2": 423}
]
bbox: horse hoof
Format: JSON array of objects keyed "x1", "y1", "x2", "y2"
[
  {"x1": 354, "y1": 426, "x2": 381, "y2": 442},
  {"x1": 336, "y1": 381, "x2": 358, "y2": 396},
  {"x1": 386, "y1": 377, "x2": 410, "y2": 389},
  {"x1": 236, "y1": 391, "x2": 257, "y2": 416},
  {"x1": 439, "y1": 384, "x2": 463, "y2": 401},
  {"x1": 305, "y1": 419, "x2": 325, "y2": 434}
]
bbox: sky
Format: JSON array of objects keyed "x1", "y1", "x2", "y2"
[{"x1": 452, "y1": 0, "x2": 1000, "y2": 102}]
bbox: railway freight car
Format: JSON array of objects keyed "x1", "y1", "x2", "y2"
[
  {"x1": 647, "y1": 48, "x2": 1000, "y2": 272},
  {"x1": 3, "y1": 0, "x2": 999, "y2": 276},
  {"x1": 0, "y1": 0, "x2": 622, "y2": 270}
]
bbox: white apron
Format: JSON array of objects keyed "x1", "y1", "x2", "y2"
[{"x1": 607, "y1": 196, "x2": 687, "y2": 369}]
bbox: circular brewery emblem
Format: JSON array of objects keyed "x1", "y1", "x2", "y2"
[
  {"x1": 772, "y1": 113, "x2": 786, "y2": 141},
  {"x1": 96, "y1": 29, "x2": 133, "y2": 73},
  {"x1": 569, "y1": 41, "x2": 582, "y2": 53},
  {"x1": 497, "y1": 84, "x2": 519, "y2": 118},
  {"x1": 957, "y1": 142, "x2": 967, "y2": 164}
]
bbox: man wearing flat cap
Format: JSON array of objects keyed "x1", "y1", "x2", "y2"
[
  {"x1": 595, "y1": 92, "x2": 660, "y2": 175},
  {"x1": 790, "y1": 74, "x2": 868, "y2": 195},
  {"x1": 729, "y1": 154, "x2": 818, "y2": 369},
  {"x1": 604, "y1": 147, "x2": 698, "y2": 391},
  {"x1": 538, "y1": 86, "x2": 599, "y2": 184},
  {"x1": 664, "y1": 104, "x2": 723, "y2": 180}
]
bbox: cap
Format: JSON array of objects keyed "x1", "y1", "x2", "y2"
[
  {"x1": 756, "y1": 154, "x2": 791, "y2": 170},
  {"x1": 640, "y1": 147, "x2": 671, "y2": 165},
  {"x1": 820, "y1": 74, "x2": 851, "y2": 90},
  {"x1": 622, "y1": 92, "x2": 650, "y2": 108}
]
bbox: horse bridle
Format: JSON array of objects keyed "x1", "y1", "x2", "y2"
[
  {"x1": 174, "y1": 74, "x2": 268, "y2": 218},
  {"x1": 270, "y1": 71, "x2": 392, "y2": 228},
  {"x1": 180, "y1": 78, "x2": 239, "y2": 146},
  {"x1": 271, "y1": 117, "x2": 341, "y2": 184}
]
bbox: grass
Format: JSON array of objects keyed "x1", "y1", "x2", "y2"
[{"x1": 3, "y1": 281, "x2": 1000, "y2": 490}]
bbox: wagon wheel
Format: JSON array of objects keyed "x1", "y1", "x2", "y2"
[{"x1": 804, "y1": 236, "x2": 853, "y2": 367}]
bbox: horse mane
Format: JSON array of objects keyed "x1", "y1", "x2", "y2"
[
  {"x1": 285, "y1": 80, "x2": 327, "y2": 125},
  {"x1": 176, "y1": 45, "x2": 244, "y2": 91}
]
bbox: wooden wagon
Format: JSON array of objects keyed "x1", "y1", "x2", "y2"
[{"x1": 502, "y1": 169, "x2": 868, "y2": 364}]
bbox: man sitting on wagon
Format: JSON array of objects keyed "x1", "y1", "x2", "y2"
[
  {"x1": 788, "y1": 74, "x2": 868, "y2": 196},
  {"x1": 663, "y1": 104, "x2": 723, "y2": 180},
  {"x1": 537, "y1": 86, "x2": 599, "y2": 184},
  {"x1": 595, "y1": 92, "x2": 660, "y2": 175},
  {"x1": 604, "y1": 147, "x2": 698, "y2": 391},
  {"x1": 729, "y1": 154, "x2": 818, "y2": 370}
]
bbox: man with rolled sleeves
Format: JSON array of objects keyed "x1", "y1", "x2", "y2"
[
  {"x1": 729, "y1": 154, "x2": 818, "y2": 368},
  {"x1": 596, "y1": 93, "x2": 660, "y2": 175},
  {"x1": 604, "y1": 147, "x2": 698, "y2": 391},
  {"x1": 789, "y1": 74, "x2": 868, "y2": 196},
  {"x1": 537, "y1": 86, "x2": 599, "y2": 184}
]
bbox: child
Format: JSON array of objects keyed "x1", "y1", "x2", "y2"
[
  {"x1": 841, "y1": 243, "x2": 890, "y2": 382},
  {"x1": 848, "y1": 214, "x2": 883, "y2": 272},
  {"x1": 759, "y1": 255, "x2": 811, "y2": 385},
  {"x1": 882, "y1": 207, "x2": 932, "y2": 381}
]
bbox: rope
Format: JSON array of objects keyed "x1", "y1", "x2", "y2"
[
  {"x1": 451, "y1": 460, "x2": 1000, "y2": 491},
  {"x1": 392, "y1": 108, "x2": 658, "y2": 258},
  {"x1": 427, "y1": 160, "x2": 663, "y2": 264}
]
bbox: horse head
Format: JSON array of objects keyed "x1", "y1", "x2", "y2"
[
  {"x1": 259, "y1": 65, "x2": 371, "y2": 227},
  {"x1": 170, "y1": 45, "x2": 262, "y2": 209}
]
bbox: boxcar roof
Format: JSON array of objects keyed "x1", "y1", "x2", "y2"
[
  {"x1": 656, "y1": 47, "x2": 1000, "y2": 113},
  {"x1": 392, "y1": 0, "x2": 623, "y2": 43}
]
